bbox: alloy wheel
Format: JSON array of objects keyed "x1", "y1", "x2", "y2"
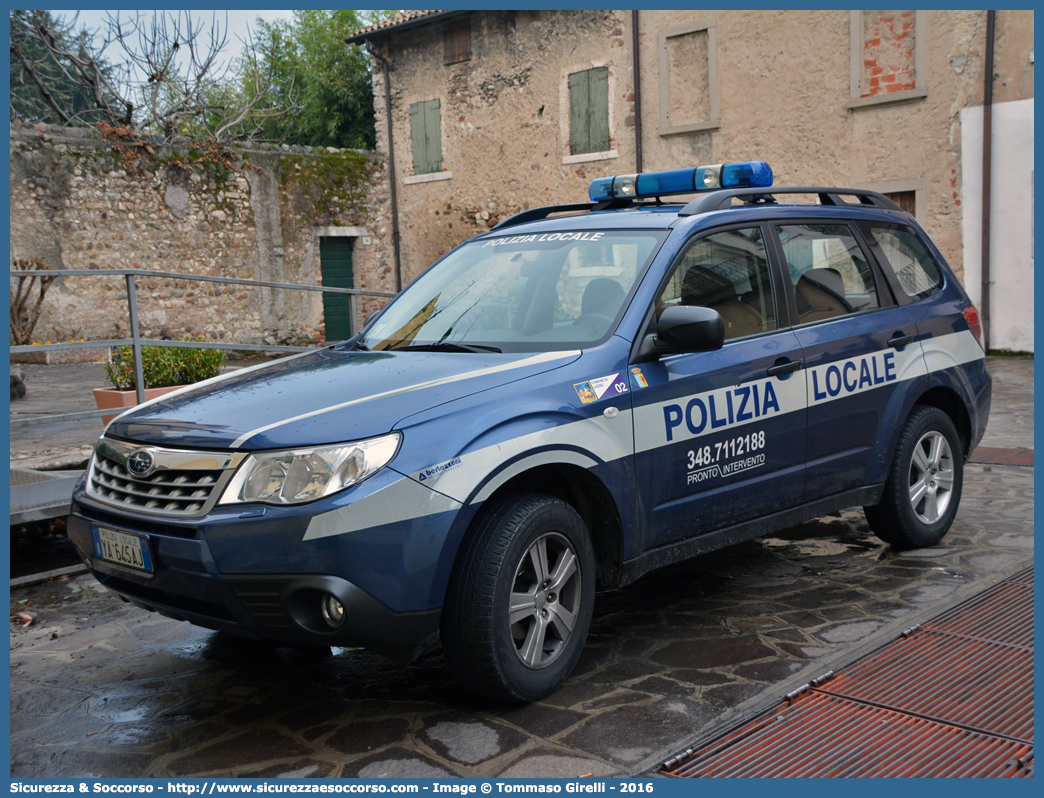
[
  {"x1": 508, "y1": 532, "x2": 582, "y2": 669},
  {"x1": 908, "y1": 430, "x2": 954, "y2": 524}
]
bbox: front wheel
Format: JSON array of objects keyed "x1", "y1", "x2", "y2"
[
  {"x1": 441, "y1": 493, "x2": 595, "y2": 703},
  {"x1": 864, "y1": 405, "x2": 964, "y2": 549}
]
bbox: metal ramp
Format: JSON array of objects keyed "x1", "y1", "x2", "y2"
[
  {"x1": 662, "y1": 566, "x2": 1034, "y2": 778},
  {"x1": 9, "y1": 468, "x2": 83, "y2": 525}
]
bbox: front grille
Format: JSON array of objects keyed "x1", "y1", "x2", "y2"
[
  {"x1": 86, "y1": 437, "x2": 247, "y2": 518},
  {"x1": 92, "y1": 451, "x2": 219, "y2": 513}
]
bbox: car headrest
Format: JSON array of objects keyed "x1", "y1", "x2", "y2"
[
  {"x1": 580, "y1": 278, "x2": 626, "y2": 317},
  {"x1": 798, "y1": 267, "x2": 846, "y2": 297}
]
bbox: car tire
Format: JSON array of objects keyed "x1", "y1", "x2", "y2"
[
  {"x1": 441, "y1": 492, "x2": 595, "y2": 703},
  {"x1": 864, "y1": 405, "x2": 964, "y2": 550}
]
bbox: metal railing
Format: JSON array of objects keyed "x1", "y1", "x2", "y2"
[{"x1": 10, "y1": 267, "x2": 396, "y2": 412}]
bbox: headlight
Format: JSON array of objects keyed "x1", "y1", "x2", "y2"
[{"x1": 218, "y1": 432, "x2": 401, "y2": 506}]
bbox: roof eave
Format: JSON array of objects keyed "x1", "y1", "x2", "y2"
[{"x1": 345, "y1": 11, "x2": 464, "y2": 46}]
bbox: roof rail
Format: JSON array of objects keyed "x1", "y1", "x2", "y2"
[
  {"x1": 677, "y1": 186, "x2": 903, "y2": 217},
  {"x1": 491, "y1": 203, "x2": 597, "y2": 231}
]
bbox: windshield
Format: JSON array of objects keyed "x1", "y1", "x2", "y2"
[{"x1": 362, "y1": 230, "x2": 667, "y2": 352}]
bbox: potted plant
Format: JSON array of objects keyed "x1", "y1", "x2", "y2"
[{"x1": 93, "y1": 338, "x2": 225, "y2": 423}]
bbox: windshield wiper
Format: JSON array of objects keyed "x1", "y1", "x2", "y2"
[
  {"x1": 329, "y1": 337, "x2": 369, "y2": 352},
  {"x1": 390, "y1": 342, "x2": 503, "y2": 353}
]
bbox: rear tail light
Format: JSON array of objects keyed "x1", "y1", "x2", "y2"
[{"x1": 963, "y1": 304, "x2": 984, "y2": 350}]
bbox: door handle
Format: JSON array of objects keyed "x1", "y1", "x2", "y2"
[
  {"x1": 766, "y1": 360, "x2": 802, "y2": 377},
  {"x1": 888, "y1": 333, "x2": 914, "y2": 349}
]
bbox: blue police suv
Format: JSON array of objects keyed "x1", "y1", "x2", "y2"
[{"x1": 69, "y1": 162, "x2": 990, "y2": 702}]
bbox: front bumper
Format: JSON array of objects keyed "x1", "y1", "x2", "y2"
[{"x1": 67, "y1": 491, "x2": 448, "y2": 660}]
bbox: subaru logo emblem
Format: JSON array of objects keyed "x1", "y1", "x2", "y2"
[{"x1": 127, "y1": 449, "x2": 155, "y2": 476}]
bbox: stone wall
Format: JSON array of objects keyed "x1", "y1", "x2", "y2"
[
  {"x1": 369, "y1": 9, "x2": 1035, "y2": 286},
  {"x1": 10, "y1": 123, "x2": 395, "y2": 361}
]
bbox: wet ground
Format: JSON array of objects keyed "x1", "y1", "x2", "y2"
[
  {"x1": 9, "y1": 359, "x2": 262, "y2": 469},
  {"x1": 10, "y1": 462, "x2": 1033, "y2": 778},
  {"x1": 9, "y1": 357, "x2": 1034, "y2": 778}
]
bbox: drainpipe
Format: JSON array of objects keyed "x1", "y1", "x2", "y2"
[
  {"x1": 368, "y1": 44, "x2": 403, "y2": 293},
  {"x1": 631, "y1": 10, "x2": 643, "y2": 173},
  {"x1": 980, "y1": 9, "x2": 995, "y2": 351}
]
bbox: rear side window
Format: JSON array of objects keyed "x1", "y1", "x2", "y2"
[
  {"x1": 864, "y1": 224, "x2": 944, "y2": 300},
  {"x1": 658, "y1": 227, "x2": 777, "y2": 341},
  {"x1": 775, "y1": 224, "x2": 881, "y2": 324}
]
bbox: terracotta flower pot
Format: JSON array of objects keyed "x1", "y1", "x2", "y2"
[{"x1": 93, "y1": 385, "x2": 185, "y2": 424}]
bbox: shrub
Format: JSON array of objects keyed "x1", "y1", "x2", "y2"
[{"x1": 104, "y1": 339, "x2": 225, "y2": 390}]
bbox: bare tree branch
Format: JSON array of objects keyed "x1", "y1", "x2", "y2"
[{"x1": 11, "y1": 10, "x2": 295, "y2": 143}]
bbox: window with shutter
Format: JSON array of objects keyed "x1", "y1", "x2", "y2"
[
  {"x1": 568, "y1": 67, "x2": 610, "y2": 156},
  {"x1": 409, "y1": 99, "x2": 442, "y2": 175},
  {"x1": 444, "y1": 20, "x2": 471, "y2": 65},
  {"x1": 884, "y1": 190, "x2": 916, "y2": 216}
]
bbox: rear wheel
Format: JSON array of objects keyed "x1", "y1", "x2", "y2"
[
  {"x1": 864, "y1": 406, "x2": 963, "y2": 549},
  {"x1": 441, "y1": 493, "x2": 595, "y2": 703}
]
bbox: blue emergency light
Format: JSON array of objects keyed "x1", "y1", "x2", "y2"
[{"x1": 589, "y1": 161, "x2": 773, "y2": 202}]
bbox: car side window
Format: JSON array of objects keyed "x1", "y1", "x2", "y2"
[
  {"x1": 775, "y1": 223, "x2": 880, "y2": 324},
  {"x1": 862, "y1": 223, "x2": 944, "y2": 300},
  {"x1": 657, "y1": 227, "x2": 777, "y2": 341}
]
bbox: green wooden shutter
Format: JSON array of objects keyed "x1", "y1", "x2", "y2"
[
  {"x1": 410, "y1": 99, "x2": 442, "y2": 175},
  {"x1": 588, "y1": 67, "x2": 610, "y2": 152},
  {"x1": 569, "y1": 68, "x2": 609, "y2": 155},
  {"x1": 409, "y1": 102, "x2": 426, "y2": 174},
  {"x1": 423, "y1": 99, "x2": 442, "y2": 173},
  {"x1": 569, "y1": 71, "x2": 589, "y2": 155},
  {"x1": 320, "y1": 237, "x2": 354, "y2": 341}
]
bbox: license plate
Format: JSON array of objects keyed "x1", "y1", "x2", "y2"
[{"x1": 91, "y1": 526, "x2": 154, "y2": 573}]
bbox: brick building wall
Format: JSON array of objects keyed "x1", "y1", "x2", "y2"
[
  {"x1": 861, "y1": 11, "x2": 918, "y2": 98},
  {"x1": 360, "y1": 9, "x2": 1034, "y2": 288}
]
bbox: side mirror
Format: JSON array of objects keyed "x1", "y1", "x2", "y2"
[{"x1": 657, "y1": 305, "x2": 724, "y2": 353}]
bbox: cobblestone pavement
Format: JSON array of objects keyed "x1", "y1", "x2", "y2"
[
  {"x1": 9, "y1": 357, "x2": 1033, "y2": 778},
  {"x1": 10, "y1": 463, "x2": 1033, "y2": 778},
  {"x1": 9, "y1": 362, "x2": 107, "y2": 468},
  {"x1": 9, "y1": 360, "x2": 256, "y2": 468},
  {"x1": 978, "y1": 357, "x2": 1033, "y2": 449}
]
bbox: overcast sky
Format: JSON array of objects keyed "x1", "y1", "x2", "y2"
[{"x1": 53, "y1": 9, "x2": 296, "y2": 64}]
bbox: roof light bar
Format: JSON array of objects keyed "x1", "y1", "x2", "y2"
[{"x1": 589, "y1": 161, "x2": 773, "y2": 202}]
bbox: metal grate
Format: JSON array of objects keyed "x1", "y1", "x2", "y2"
[
  {"x1": 663, "y1": 566, "x2": 1035, "y2": 778},
  {"x1": 822, "y1": 631, "x2": 1032, "y2": 742},
  {"x1": 925, "y1": 578, "x2": 1033, "y2": 649},
  {"x1": 667, "y1": 692, "x2": 1032, "y2": 778},
  {"x1": 969, "y1": 447, "x2": 1034, "y2": 467}
]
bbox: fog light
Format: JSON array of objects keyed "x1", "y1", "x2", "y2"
[{"x1": 320, "y1": 594, "x2": 345, "y2": 628}]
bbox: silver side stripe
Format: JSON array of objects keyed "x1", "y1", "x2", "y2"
[
  {"x1": 230, "y1": 350, "x2": 581, "y2": 449},
  {"x1": 418, "y1": 331, "x2": 981, "y2": 493},
  {"x1": 411, "y1": 410, "x2": 634, "y2": 503},
  {"x1": 920, "y1": 329, "x2": 989, "y2": 372},
  {"x1": 804, "y1": 340, "x2": 925, "y2": 408},
  {"x1": 303, "y1": 475, "x2": 462, "y2": 541},
  {"x1": 312, "y1": 330, "x2": 982, "y2": 539},
  {"x1": 632, "y1": 330, "x2": 980, "y2": 453},
  {"x1": 473, "y1": 450, "x2": 598, "y2": 503}
]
